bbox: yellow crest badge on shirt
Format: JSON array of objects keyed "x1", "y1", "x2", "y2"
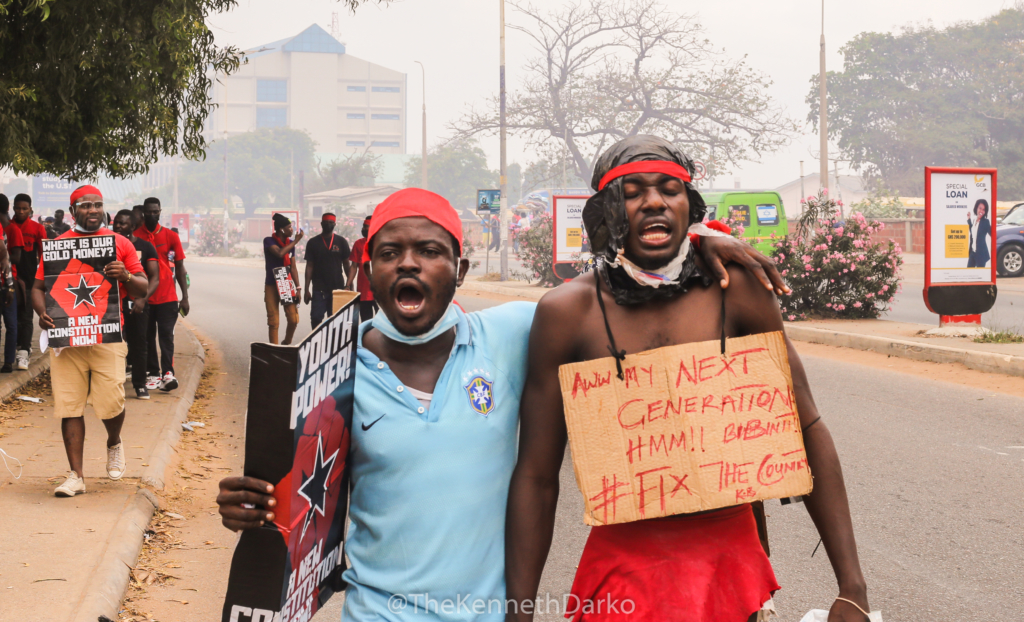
[{"x1": 464, "y1": 375, "x2": 495, "y2": 416}]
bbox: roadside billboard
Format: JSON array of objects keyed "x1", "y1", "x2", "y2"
[
  {"x1": 170, "y1": 213, "x2": 190, "y2": 246},
  {"x1": 32, "y1": 174, "x2": 77, "y2": 210},
  {"x1": 552, "y1": 195, "x2": 590, "y2": 281},
  {"x1": 924, "y1": 167, "x2": 998, "y2": 319},
  {"x1": 476, "y1": 189, "x2": 501, "y2": 215}
]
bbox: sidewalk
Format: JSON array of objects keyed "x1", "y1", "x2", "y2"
[
  {"x1": 0, "y1": 321, "x2": 205, "y2": 622},
  {"x1": 458, "y1": 275, "x2": 1024, "y2": 378}
]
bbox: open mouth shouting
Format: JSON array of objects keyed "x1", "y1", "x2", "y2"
[
  {"x1": 638, "y1": 221, "x2": 673, "y2": 247},
  {"x1": 395, "y1": 280, "x2": 427, "y2": 315}
]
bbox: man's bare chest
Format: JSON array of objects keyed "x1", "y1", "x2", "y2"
[{"x1": 576, "y1": 285, "x2": 726, "y2": 362}]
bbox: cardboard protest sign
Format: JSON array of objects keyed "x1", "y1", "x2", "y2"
[
  {"x1": 222, "y1": 291, "x2": 359, "y2": 622},
  {"x1": 274, "y1": 266, "x2": 297, "y2": 305},
  {"x1": 558, "y1": 331, "x2": 812, "y2": 526},
  {"x1": 40, "y1": 235, "x2": 122, "y2": 348}
]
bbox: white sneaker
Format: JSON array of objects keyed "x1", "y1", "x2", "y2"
[
  {"x1": 145, "y1": 375, "x2": 161, "y2": 391},
  {"x1": 54, "y1": 471, "x2": 86, "y2": 497},
  {"x1": 106, "y1": 440, "x2": 126, "y2": 480},
  {"x1": 159, "y1": 372, "x2": 178, "y2": 392},
  {"x1": 15, "y1": 349, "x2": 29, "y2": 371}
]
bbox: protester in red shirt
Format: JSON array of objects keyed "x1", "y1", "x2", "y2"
[
  {"x1": 0, "y1": 195, "x2": 21, "y2": 373},
  {"x1": 12, "y1": 193, "x2": 48, "y2": 368},
  {"x1": 32, "y1": 185, "x2": 148, "y2": 497},
  {"x1": 346, "y1": 215, "x2": 378, "y2": 322},
  {"x1": 134, "y1": 197, "x2": 189, "y2": 392}
]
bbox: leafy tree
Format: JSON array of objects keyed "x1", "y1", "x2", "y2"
[
  {"x1": 452, "y1": 0, "x2": 794, "y2": 184},
  {"x1": 403, "y1": 139, "x2": 497, "y2": 210},
  {"x1": 0, "y1": 0, "x2": 241, "y2": 180},
  {"x1": 307, "y1": 150, "x2": 382, "y2": 194},
  {"x1": 808, "y1": 6, "x2": 1024, "y2": 197},
  {"x1": 159, "y1": 128, "x2": 316, "y2": 216}
]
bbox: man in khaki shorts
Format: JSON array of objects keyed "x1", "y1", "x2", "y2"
[{"x1": 31, "y1": 185, "x2": 148, "y2": 497}]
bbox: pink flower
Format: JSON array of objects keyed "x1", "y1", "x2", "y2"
[
  {"x1": 835, "y1": 227, "x2": 844, "y2": 235},
  {"x1": 836, "y1": 304, "x2": 846, "y2": 311},
  {"x1": 826, "y1": 235, "x2": 833, "y2": 243},
  {"x1": 826, "y1": 303, "x2": 833, "y2": 308},
  {"x1": 804, "y1": 264, "x2": 813, "y2": 271},
  {"x1": 801, "y1": 255, "x2": 811, "y2": 262},
  {"x1": 882, "y1": 285, "x2": 889, "y2": 292},
  {"x1": 788, "y1": 315, "x2": 796, "y2": 321}
]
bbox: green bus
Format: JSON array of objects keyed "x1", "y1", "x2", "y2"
[{"x1": 701, "y1": 191, "x2": 789, "y2": 254}]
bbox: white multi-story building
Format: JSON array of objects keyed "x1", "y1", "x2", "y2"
[{"x1": 207, "y1": 24, "x2": 407, "y2": 156}]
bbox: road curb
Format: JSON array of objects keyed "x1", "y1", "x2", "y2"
[
  {"x1": 71, "y1": 489, "x2": 160, "y2": 622},
  {"x1": 784, "y1": 324, "x2": 1024, "y2": 378},
  {"x1": 0, "y1": 351, "x2": 50, "y2": 403},
  {"x1": 73, "y1": 323, "x2": 207, "y2": 622},
  {"x1": 140, "y1": 324, "x2": 206, "y2": 489},
  {"x1": 460, "y1": 279, "x2": 547, "y2": 302}
]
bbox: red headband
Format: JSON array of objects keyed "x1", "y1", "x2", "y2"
[
  {"x1": 69, "y1": 185, "x2": 102, "y2": 205},
  {"x1": 597, "y1": 161, "x2": 692, "y2": 191},
  {"x1": 367, "y1": 188, "x2": 463, "y2": 253},
  {"x1": 322, "y1": 213, "x2": 337, "y2": 222}
]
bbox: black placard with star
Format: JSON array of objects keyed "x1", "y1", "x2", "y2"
[
  {"x1": 41, "y1": 235, "x2": 122, "y2": 349},
  {"x1": 222, "y1": 291, "x2": 359, "y2": 622}
]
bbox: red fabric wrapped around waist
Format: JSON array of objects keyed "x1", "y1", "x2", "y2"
[{"x1": 566, "y1": 504, "x2": 778, "y2": 622}]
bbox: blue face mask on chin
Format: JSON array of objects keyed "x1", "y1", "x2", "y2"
[{"x1": 371, "y1": 303, "x2": 459, "y2": 346}]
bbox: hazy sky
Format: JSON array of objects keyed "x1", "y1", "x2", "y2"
[{"x1": 208, "y1": 0, "x2": 1018, "y2": 189}]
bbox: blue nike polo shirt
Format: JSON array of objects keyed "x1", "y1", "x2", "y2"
[{"x1": 342, "y1": 301, "x2": 537, "y2": 622}]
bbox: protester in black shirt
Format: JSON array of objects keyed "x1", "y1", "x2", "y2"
[
  {"x1": 112, "y1": 210, "x2": 160, "y2": 399},
  {"x1": 303, "y1": 212, "x2": 351, "y2": 329},
  {"x1": 51, "y1": 209, "x2": 71, "y2": 237}
]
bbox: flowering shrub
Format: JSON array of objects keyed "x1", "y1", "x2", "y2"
[
  {"x1": 193, "y1": 217, "x2": 241, "y2": 257},
  {"x1": 772, "y1": 190, "x2": 903, "y2": 320},
  {"x1": 510, "y1": 212, "x2": 561, "y2": 287}
]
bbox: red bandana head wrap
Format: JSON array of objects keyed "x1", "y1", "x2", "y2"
[
  {"x1": 69, "y1": 185, "x2": 102, "y2": 205},
  {"x1": 322, "y1": 213, "x2": 337, "y2": 222},
  {"x1": 597, "y1": 161, "x2": 692, "y2": 191},
  {"x1": 367, "y1": 188, "x2": 463, "y2": 254}
]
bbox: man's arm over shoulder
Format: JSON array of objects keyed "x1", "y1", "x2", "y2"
[
  {"x1": 724, "y1": 265, "x2": 871, "y2": 619},
  {"x1": 505, "y1": 281, "x2": 590, "y2": 622}
]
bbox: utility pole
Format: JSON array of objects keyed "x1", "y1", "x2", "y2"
[
  {"x1": 800, "y1": 160, "x2": 805, "y2": 202},
  {"x1": 223, "y1": 82, "x2": 230, "y2": 254},
  {"x1": 498, "y1": 0, "x2": 509, "y2": 280},
  {"x1": 819, "y1": 0, "x2": 829, "y2": 194},
  {"x1": 173, "y1": 158, "x2": 179, "y2": 211},
  {"x1": 414, "y1": 61, "x2": 428, "y2": 189}
]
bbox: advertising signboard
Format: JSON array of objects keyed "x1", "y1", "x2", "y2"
[
  {"x1": 170, "y1": 213, "x2": 191, "y2": 246},
  {"x1": 924, "y1": 167, "x2": 998, "y2": 319},
  {"x1": 476, "y1": 189, "x2": 501, "y2": 215},
  {"x1": 32, "y1": 175, "x2": 77, "y2": 210},
  {"x1": 552, "y1": 195, "x2": 590, "y2": 281}
]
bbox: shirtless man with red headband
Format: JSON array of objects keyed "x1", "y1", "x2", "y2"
[
  {"x1": 218, "y1": 186, "x2": 793, "y2": 621},
  {"x1": 505, "y1": 136, "x2": 871, "y2": 622}
]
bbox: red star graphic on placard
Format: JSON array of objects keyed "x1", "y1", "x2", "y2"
[{"x1": 50, "y1": 258, "x2": 113, "y2": 321}]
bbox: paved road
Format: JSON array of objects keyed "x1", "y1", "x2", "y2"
[
  {"x1": 187, "y1": 262, "x2": 1024, "y2": 621},
  {"x1": 884, "y1": 277, "x2": 1023, "y2": 329}
]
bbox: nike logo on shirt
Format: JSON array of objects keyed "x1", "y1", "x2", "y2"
[{"x1": 361, "y1": 414, "x2": 386, "y2": 431}]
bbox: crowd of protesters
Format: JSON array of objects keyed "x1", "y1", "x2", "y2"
[{"x1": 0, "y1": 187, "x2": 191, "y2": 496}]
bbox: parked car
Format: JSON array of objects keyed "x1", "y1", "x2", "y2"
[{"x1": 997, "y1": 202, "x2": 1024, "y2": 277}]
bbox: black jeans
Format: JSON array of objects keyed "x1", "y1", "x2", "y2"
[
  {"x1": 17, "y1": 276, "x2": 33, "y2": 352},
  {"x1": 147, "y1": 301, "x2": 178, "y2": 377},
  {"x1": 310, "y1": 289, "x2": 332, "y2": 329},
  {"x1": 123, "y1": 300, "x2": 149, "y2": 389}
]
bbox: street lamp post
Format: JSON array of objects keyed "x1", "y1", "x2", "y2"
[
  {"x1": 499, "y1": 0, "x2": 509, "y2": 281},
  {"x1": 414, "y1": 61, "x2": 428, "y2": 189},
  {"x1": 819, "y1": 0, "x2": 829, "y2": 193}
]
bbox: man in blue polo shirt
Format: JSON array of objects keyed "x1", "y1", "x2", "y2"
[{"x1": 217, "y1": 188, "x2": 787, "y2": 620}]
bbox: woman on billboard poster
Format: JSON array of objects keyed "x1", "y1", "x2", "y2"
[{"x1": 967, "y1": 198, "x2": 992, "y2": 268}]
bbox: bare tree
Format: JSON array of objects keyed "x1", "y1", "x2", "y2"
[{"x1": 451, "y1": 0, "x2": 796, "y2": 185}]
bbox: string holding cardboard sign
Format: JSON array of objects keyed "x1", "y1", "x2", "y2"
[{"x1": 558, "y1": 331, "x2": 813, "y2": 526}]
